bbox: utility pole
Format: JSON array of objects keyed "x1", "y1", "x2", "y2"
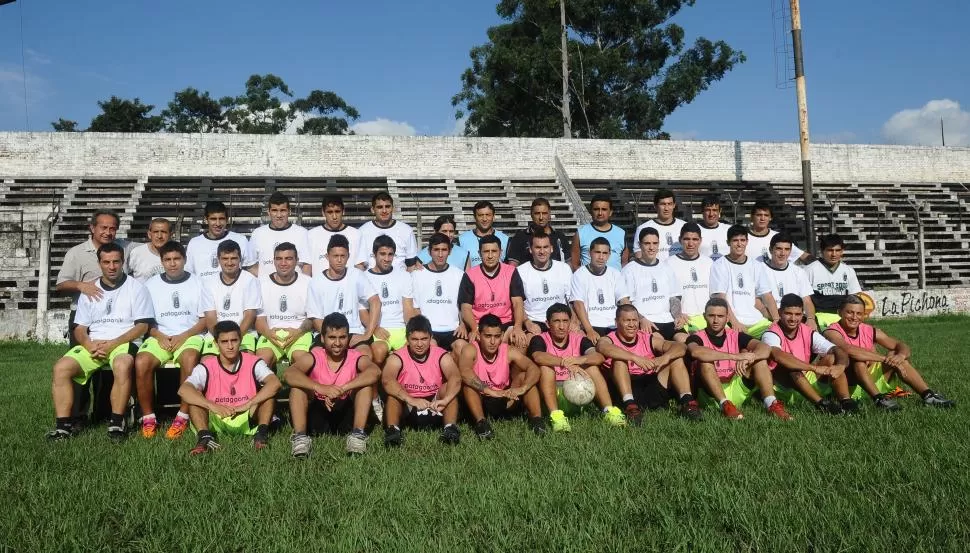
[
  {"x1": 790, "y1": 0, "x2": 817, "y2": 256},
  {"x1": 561, "y1": 0, "x2": 572, "y2": 138}
]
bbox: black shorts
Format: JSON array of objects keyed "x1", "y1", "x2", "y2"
[
  {"x1": 432, "y1": 331, "x2": 459, "y2": 351},
  {"x1": 403, "y1": 400, "x2": 446, "y2": 429},
  {"x1": 593, "y1": 326, "x2": 614, "y2": 338},
  {"x1": 653, "y1": 322, "x2": 678, "y2": 341},
  {"x1": 306, "y1": 396, "x2": 355, "y2": 436},
  {"x1": 631, "y1": 373, "x2": 672, "y2": 410},
  {"x1": 529, "y1": 321, "x2": 549, "y2": 333},
  {"x1": 481, "y1": 395, "x2": 522, "y2": 420}
]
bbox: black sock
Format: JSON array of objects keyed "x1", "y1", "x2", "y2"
[
  {"x1": 679, "y1": 394, "x2": 695, "y2": 405},
  {"x1": 255, "y1": 424, "x2": 268, "y2": 436},
  {"x1": 198, "y1": 430, "x2": 214, "y2": 441},
  {"x1": 623, "y1": 398, "x2": 637, "y2": 408},
  {"x1": 871, "y1": 393, "x2": 884, "y2": 402},
  {"x1": 109, "y1": 413, "x2": 124, "y2": 427},
  {"x1": 56, "y1": 417, "x2": 72, "y2": 430},
  {"x1": 920, "y1": 389, "x2": 934, "y2": 399}
]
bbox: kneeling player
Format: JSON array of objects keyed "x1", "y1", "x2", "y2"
[
  {"x1": 527, "y1": 303, "x2": 626, "y2": 431},
  {"x1": 177, "y1": 321, "x2": 282, "y2": 455},
  {"x1": 459, "y1": 314, "x2": 545, "y2": 439},
  {"x1": 686, "y1": 298, "x2": 791, "y2": 420},
  {"x1": 284, "y1": 313, "x2": 382, "y2": 458},
  {"x1": 823, "y1": 295, "x2": 954, "y2": 410},
  {"x1": 596, "y1": 305, "x2": 700, "y2": 424},
  {"x1": 381, "y1": 315, "x2": 462, "y2": 447}
]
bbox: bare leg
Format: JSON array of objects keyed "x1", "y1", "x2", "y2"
[
  {"x1": 254, "y1": 398, "x2": 275, "y2": 425},
  {"x1": 664, "y1": 358, "x2": 692, "y2": 396},
  {"x1": 188, "y1": 404, "x2": 209, "y2": 431},
  {"x1": 176, "y1": 348, "x2": 201, "y2": 413},
  {"x1": 352, "y1": 387, "x2": 372, "y2": 430},
  {"x1": 289, "y1": 387, "x2": 310, "y2": 434},
  {"x1": 110, "y1": 354, "x2": 134, "y2": 416},
  {"x1": 894, "y1": 360, "x2": 930, "y2": 394},
  {"x1": 749, "y1": 360, "x2": 775, "y2": 401},
  {"x1": 539, "y1": 366, "x2": 559, "y2": 412},
  {"x1": 371, "y1": 341, "x2": 389, "y2": 366},
  {"x1": 134, "y1": 352, "x2": 159, "y2": 416},
  {"x1": 52, "y1": 358, "x2": 83, "y2": 418},
  {"x1": 586, "y1": 365, "x2": 613, "y2": 409},
  {"x1": 611, "y1": 361, "x2": 634, "y2": 397},
  {"x1": 442, "y1": 396, "x2": 459, "y2": 425},
  {"x1": 852, "y1": 361, "x2": 880, "y2": 397},
  {"x1": 384, "y1": 395, "x2": 404, "y2": 427},
  {"x1": 256, "y1": 348, "x2": 277, "y2": 370},
  {"x1": 698, "y1": 363, "x2": 727, "y2": 403},
  {"x1": 462, "y1": 386, "x2": 486, "y2": 422}
]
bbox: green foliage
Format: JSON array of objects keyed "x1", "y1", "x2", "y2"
[
  {"x1": 50, "y1": 118, "x2": 78, "y2": 132},
  {"x1": 220, "y1": 73, "x2": 295, "y2": 134},
  {"x1": 87, "y1": 96, "x2": 164, "y2": 133},
  {"x1": 453, "y1": 0, "x2": 746, "y2": 138},
  {"x1": 291, "y1": 90, "x2": 361, "y2": 135},
  {"x1": 161, "y1": 88, "x2": 227, "y2": 133}
]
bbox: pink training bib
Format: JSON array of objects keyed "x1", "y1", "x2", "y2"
[
  {"x1": 473, "y1": 342, "x2": 510, "y2": 389},
  {"x1": 395, "y1": 345, "x2": 447, "y2": 398},
  {"x1": 766, "y1": 322, "x2": 814, "y2": 370},
  {"x1": 691, "y1": 328, "x2": 741, "y2": 380},
  {"x1": 467, "y1": 263, "x2": 515, "y2": 323},
  {"x1": 308, "y1": 347, "x2": 363, "y2": 401},
  {"x1": 603, "y1": 330, "x2": 658, "y2": 376},
  {"x1": 202, "y1": 352, "x2": 260, "y2": 408},
  {"x1": 539, "y1": 331, "x2": 588, "y2": 381},
  {"x1": 827, "y1": 321, "x2": 875, "y2": 351}
]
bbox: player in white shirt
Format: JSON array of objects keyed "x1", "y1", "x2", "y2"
[
  {"x1": 249, "y1": 192, "x2": 311, "y2": 277},
  {"x1": 517, "y1": 231, "x2": 574, "y2": 336},
  {"x1": 457, "y1": 200, "x2": 510, "y2": 267},
  {"x1": 355, "y1": 192, "x2": 419, "y2": 271},
  {"x1": 710, "y1": 224, "x2": 779, "y2": 338},
  {"x1": 126, "y1": 218, "x2": 171, "y2": 282},
  {"x1": 698, "y1": 195, "x2": 730, "y2": 260},
  {"x1": 805, "y1": 233, "x2": 863, "y2": 328},
  {"x1": 762, "y1": 233, "x2": 817, "y2": 329},
  {"x1": 254, "y1": 242, "x2": 314, "y2": 369},
  {"x1": 185, "y1": 201, "x2": 255, "y2": 279},
  {"x1": 571, "y1": 237, "x2": 631, "y2": 342},
  {"x1": 412, "y1": 232, "x2": 469, "y2": 355},
  {"x1": 623, "y1": 227, "x2": 687, "y2": 340},
  {"x1": 307, "y1": 195, "x2": 362, "y2": 275},
  {"x1": 47, "y1": 242, "x2": 154, "y2": 441},
  {"x1": 133, "y1": 241, "x2": 207, "y2": 440},
  {"x1": 746, "y1": 202, "x2": 809, "y2": 263},
  {"x1": 364, "y1": 235, "x2": 416, "y2": 366},
  {"x1": 666, "y1": 222, "x2": 714, "y2": 338},
  {"x1": 633, "y1": 189, "x2": 687, "y2": 261},
  {"x1": 200, "y1": 239, "x2": 262, "y2": 354}
]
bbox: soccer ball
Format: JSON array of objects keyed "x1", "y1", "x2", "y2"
[{"x1": 562, "y1": 373, "x2": 596, "y2": 405}]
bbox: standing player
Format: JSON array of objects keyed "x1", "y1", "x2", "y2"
[
  {"x1": 200, "y1": 240, "x2": 262, "y2": 355},
  {"x1": 185, "y1": 201, "x2": 255, "y2": 280},
  {"x1": 134, "y1": 241, "x2": 207, "y2": 439},
  {"x1": 458, "y1": 315, "x2": 545, "y2": 438},
  {"x1": 806, "y1": 234, "x2": 863, "y2": 328},
  {"x1": 527, "y1": 303, "x2": 626, "y2": 431},
  {"x1": 417, "y1": 215, "x2": 471, "y2": 270},
  {"x1": 46, "y1": 243, "x2": 154, "y2": 441},
  {"x1": 458, "y1": 201, "x2": 510, "y2": 267},
  {"x1": 698, "y1": 195, "x2": 730, "y2": 260},
  {"x1": 710, "y1": 225, "x2": 779, "y2": 337},
  {"x1": 633, "y1": 189, "x2": 687, "y2": 261},
  {"x1": 763, "y1": 233, "x2": 818, "y2": 329},
  {"x1": 254, "y1": 243, "x2": 313, "y2": 370},
  {"x1": 666, "y1": 223, "x2": 714, "y2": 336},
  {"x1": 571, "y1": 237, "x2": 631, "y2": 342},
  {"x1": 823, "y1": 295, "x2": 955, "y2": 410},
  {"x1": 412, "y1": 233, "x2": 469, "y2": 355},
  {"x1": 356, "y1": 192, "x2": 419, "y2": 271},
  {"x1": 178, "y1": 321, "x2": 282, "y2": 454},
  {"x1": 364, "y1": 235, "x2": 416, "y2": 366},
  {"x1": 746, "y1": 202, "x2": 809, "y2": 263},
  {"x1": 249, "y1": 192, "x2": 311, "y2": 276},
  {"x1": 126, "y1": 218, "x2": 170, "y2": 282},
  {"x1": 596, "y1": 305, "x2": 700, "y2": 423},
  {"x1": 458, "y1": 235, "x2": 528, "y2": 348},
  {"x1": 381, "y1": 316, "x2": 463, "y2": 447},
  {"x1": 307, "y1": 195, "x2": 362, "y2": 275},
  {"x1": 570, "y1": 194, "x2": 628, "y2": 271},
  {"x1": 284, "y1": 313, "x2": 382, "y2": 458},
  {"x1": 622, "y1": 228, "x2": 686, "y2": 340},
  {"x1": 516, "y1": 231, "x2": 574, "y2": 336},
  {"x1": 506, "y1": 197, "x2": 571, "y2": 266}
]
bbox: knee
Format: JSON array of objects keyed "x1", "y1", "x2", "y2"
[{"x1": 52, "y1": 359, "x2": 78, "y2": 382}]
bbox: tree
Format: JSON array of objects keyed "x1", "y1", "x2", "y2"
[
  {"x1": 162, "y1": 88, "x2": 227, "y2": 133},
  {"x1": 291, "y1": 90, "x2": 360, "y2": 135},
  {"x1": 87, "y1": 96, "x2": 164, "y2": 132},
  {"x1": 452, "y1": 0, "x2": 745, "y2": 139},
  {"x1": 51, "y1": 118, "x2": 78, "y2": 132},
  {"x1": 220, "y1": 74, "x2": 295, "y2": 134}
]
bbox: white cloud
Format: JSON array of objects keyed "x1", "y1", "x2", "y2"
[
  {"x1": 350, "y1": 118, "x2": 416, "y2": 136},
  {"x1": 449, "y1": 116, "x2": 468, "y2": 136},
  {"x1": 0, "y1": 65, "x2": 51, "y2": 112},
  {"x1": 25, "y1": 48, "x2": 51, "y2": 65},
  {"x1": 882, "y1": 99, "x2": 970, "y2": 147}
]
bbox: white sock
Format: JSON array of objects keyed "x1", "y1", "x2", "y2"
[
  {"x1": 602, "y1": 406, "x2": 611, "y2": 413},
  {"x1": 621, "y1": 394, "x2": 635, "y2": 403},
  {"x1": 176, "y1": 411, "x2": 189, "y2": 420},
  {"x1": 763, "y1": 395, "x2": 777, "y2": 408},
  {"x1": 142, "y1": 413, "x2": 156, "y2": 421},
  {"x1": 719, "y1": 398, "x2": 729, "y2": 407}
]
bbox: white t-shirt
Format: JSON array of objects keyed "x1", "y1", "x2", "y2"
[
  {"x1": 762, "y1": 328, "x2": 836, "y2": 357},
  {"x1": 126, "y1": 244, "x2": 164, "y2": 283},
  {"x1": 516, "y1": 260, "x2": 573, "y2": 323},
  {"x1": 633, "y1": 219, "x2": 687, "y2": 261},
  {"x1": 307, "y1": 224, "x2": 362, "y2": 274},
  {"x1": 746, "y1": 229, "x2": 804, "y2": 263},
  {"x1": 364, "y1": 267, "x2": 413, "y2": 329},
  {"x1": 710, "y1": 255, "x2": 772, "y2": 325},
  {"x1": 699, "y1": 222, "x2": 730, "y2": 260},
  {"x1": 762, "y1": 259, "x2": 813, "y2": 307},
  {"x1": 622, "y1": 259, "x2": 680, "y2": 324},
  {"x1": 75, "y1": 275, "x2": 154, "y2": 341},
  {"x1": 258, "y1": 272, "x2": 311, "y2": 330},
  {"x1": 356, "y1": 220, "x2": 418, "y2": 271},
  {"x1": 144, "y1": 273, "x2": 204, "y2": 336},
  {"x1": 184, "y1": 357, "x2": 275, "y2": 390},
  {"x1": 805, "y1": 260, "x2": 862, "y2": 313},
  {"x1": 307, "y1": 268, "x2": 378, "y2": 334},
  {"x1": 666, "y1": 254, "x2": 714, "y2": 316},
  {"x1": 185, "y1": 231, "x2": 255, "y2": 279},
  {"x1": 249, "y1": 223, "x2": 311, "y2": 274},
  {"x1": 200, "y1": 271, "x2": 262, "y2": 333},
  {"x1": 570, "y1": 266, "x2": 630, "y2": 329},
  {"x1": 412, "y1": 264, "x2": 464, "y2": 332}
]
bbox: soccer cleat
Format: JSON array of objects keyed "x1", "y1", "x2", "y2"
[
  {"x1": 680, "y1": 399, "x2": 703, "y2": 422},
  {"x1": 873, "y1": 394, "x2": 901, "y2": 411},
  {"x1": 923, "y1": 391, "x2": 956, "y2": 408},
  {"x1": 440, "y1": 424, "x2": 461, "y2": 445},
  {"x1": 165, "y1": 417, "x2": 189, "y2": 440},
  {"x1": 345, "y1": 429, "x2": 368, "y2": 455},
  {"x1": 549, "y1": 410, "x2": 571, "y2": 432},
  {"x1": 721, "y1": 400, "x2": 744, "y2": 420},
  {"x1": 45, "y1": 428, "x2": 73, "y2": 441},
  {"x1": 384, "y1": 425, "x2": 404, "y2": 448},
  {"x1": 766, "y1": 400, "x2": 793, "y2": 421},
  {"x1": 623, "y1": 402, "x2": 644, "y2": 426},
  {"x1": 603, "y1": 406, "x2": 627, "y2": 427},
  {"x1": 473, "y1": 419, "x2": 495, "y2": 440},
  {"x1": 107, "y1": 424, "x2": 127, "y2": 442},
  {"x1": 839, "y1": 398, "x2": 861, "y2": 415},
  {"x1": 189, "y1": 436, "x2": 221, "y2": 456},
  {"x1": 252, "y1": 430, "x2": 269, "y2": 451},
  {"x1": 372, "y1": 397, "x2": 385, "y2": 423},
  {"x1": 290, "y1": 433, "x2": 312, "y2": 459},
  {"x1": 529, "y1": 416, "x2": 547, "y2": 436},
  {"x1": 141, "y1": 417, "x2": 159, "y2": 439},
  {"x1": 815, "y1": 398, "x2": 844, "y2": 415}
]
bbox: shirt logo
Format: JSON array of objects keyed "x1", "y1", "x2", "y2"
[
  {"x1": 435, "y1": 280, "x2": 442, "y2": 297},
  {"x1": 778, "y1": 283, "x2": 784, "y2": 298},
  {"x1": 843, "y1": 273, "x2": 848, "y2": 282},
  {"x1": 210, "y1": 254, "x2": 218, "y2": 269},
  {"x1": 666, "y1": 233, "x2": 673, "y2": 246},
  {"x1": 597, "y1": 288, "x2": 605, "y2": 305},
  {"x1": 106, "y1": 298, "x2": 113, "y2": 315},
  {"x1": 737, "y1": 273, "x2": 744, "y2": 289},
  {"x1": 712, "y1": 242, "x2": 719, "y2": 255},
  {"x1": 651, "y1": 278, "x2": 658, "y2": 293},
  {"x1": 280, "y1": 294, "x2": 288, "y2": 313},
  {"x1": 230, "y1": 384, "x2": 236, "y2": 396},
  {"x1": 222, "y1": 293, "x2": 231, "y2": 311},
  {"x1": 381, "y1": 282, "x2": 389, "y2": 299},
  {"x1": 542, "y1": 278, "x2": 549, "y2": 295},
  {"x1": 172, "y1": 291, "x2": 180, "y2": 309},
  {"x1": 338, "y1": 292, "x2": 345, "y2": 311},
  {"x1": 690, "y1": 267, "x2": 698, "y2": 282}
]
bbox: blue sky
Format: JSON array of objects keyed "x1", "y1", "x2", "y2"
[{"x1": 0, "y1": 0, "x2": 967, "y2": 145}]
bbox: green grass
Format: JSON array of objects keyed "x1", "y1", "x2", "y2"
[{"x1": 2, "y1": 316, "x2": 970, "y2": 552}]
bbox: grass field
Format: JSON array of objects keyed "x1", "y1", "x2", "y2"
[{"x1": 2, "y1": 316, "x2": 969, "y2": 552}]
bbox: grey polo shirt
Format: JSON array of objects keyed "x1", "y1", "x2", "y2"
[{"x1": 56, "y1": 239, "x2": 101, "y2": 287}]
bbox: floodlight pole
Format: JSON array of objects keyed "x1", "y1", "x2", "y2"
[{"x1": 790, "y1": 0, "x2": 817, "y2": 256}]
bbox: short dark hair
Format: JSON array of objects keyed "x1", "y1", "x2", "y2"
[
  {"x1": 478, "y1": 234, "x2": 501, "y2": 251},
  {"x1": 90, "y1": 210, "x2": 120, "y2": 228},
  {"x1": 478, "y1": 314, "x2": 503, "y2": 332},
  {"x1": 638, "y1": 227, "x2": 660, "y2": 243},
  {"x1": 473, "y1": 201, "x2": 495, "y2": 214},
  {"x1": 701, "y1": 195, "x2": 721, "y2": 208},
  {"x1": 149, "y1": 217, "x2": 172, "y2": 231},
  {"x1": 373, "y1": 234, "x2": 397, "y2": 254},
  {"x1": 274, "y1": 241, "x2": 297, "y2": 256},
  {"x1": 840, "y1": 294, "x2": 865, "y2": 310},
  {"x1": 268, "y1": 192, "x2": 290, "y2": 208},
  {"x1": 327, "y1": 234, "x2": 350, "y2": 252},
  {"x1": 322, "y1": 195, "x2": 344, "y2": 210},
  {"x1": 428, "y1": 232, "x2": 453, "y2": 251},
  {"x1": 750, "y1": 201, "x2": 772, "y2": 216},
  {"x1": 545, "y1": 302, "x2": 572, "y2": 321},
  {"x1": 704, "y1": 297, "x2": 730, "y2": 312},
  {"x1": 727, "y1": 224, "x2": 748, "y2": 241},
  {"x1": 530, "y1": 198, "x2": 551, "y2": 210},
  {"x1": 530, "y1": 230, "x2": 551, "y2": 245},
  {"x1": 820, "y1": 234, "x2": 845, "y2": 250},
  {"x1": 322, "y1": 312, "x2": 350, "y2": 334},
  {"x1": 590, "y1": 236, "x2": 611, "y2": 251},
  {"x1": 213, "y1": 320, "x2": 241, "y2": 340},
  {"x1": 779, "y1": 293, "x2": 804, "y2": 310},
  {"x1": 371, "y1": 192, "x2": 393, "y2": 206},
  {"x1": 680, "y1": 222, "x2": 702, "y2": 238},
  {"x1": 590, "y1": 194, "x2": 613, "y2": 209},
  {"x1": 158, "y1": 240, "x2": 185, "y2": 258},
  {"x1": 217, "y1": 239, "x2": 240, "y2": 257},
  {"x1": 204, "y1": 201, "x2": 228, "y2": 218},
  {"x1": 406, "y1": 315, "x2": 433, "y2": 336},
  {"x1": 433, "y1": 215, "x2": 456, "y2": 232},
  {"x1": 653, "y1": 188, "x2": 675, "y2": 205},
  {"x1": 97, "y1": 242, "x2": 124, "y2": 260},
  {"x1": 615, "y1": 303, "x2": 640, "y2": 319},
  {"x1": 770, "y1": 232, "x2": 794, "y2": 249}
]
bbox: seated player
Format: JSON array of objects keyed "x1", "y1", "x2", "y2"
[
  {"x1": 254, "y1": 242, "x2": 313, "y2": 370},
  {"x1": 47, "y1": 242, "x2": 153, "y2": 441},
  {"x1": 666, "y1": 222, "x2": 713, "y2": 337},
  {"x1": 458, "y1": 234, "x2": 528, "y2": 348},
  {"x1": 571, "y1": 237, "x2": 631, "y2": 342},
  {"x1": 381, "y1": 316, "x2": 463, "y2": 447},
  {"x1": 622, "y1": 227, "x2": 687, "y2": 340},
  {"x1": 364, "y1": 235, "x2": 416, "y2": 366},
  {"x1": 710, "y1": 225, "x2": 778, "y2": 338},
  {"x1": 516, "y1": 231, "x2": 574, "y2": 336},
  {"x1": 632, "y1": 188, "x2": 687, "y2": 261},
  {"x1": 527, "y1": 303, "x2": 626, "y2": 431},
  {"x1": 134, "y1": 241, "x2": 207, "y2": 439},
  {"x1": 417, "y1": 215, "x2": 471, "y2": 270},
  {"x1": 185, "y1": 201, "x2": 256, "y2": 279},
  {"x1": 806, "y1": 234, "x2": 862, "y2": 328},
  {"x1": 200, "y1": 240, "x2": 261, "y2": 355},
  {"x1": 412, "y1": 233, "x2": 469, "y2": 355},
  {"x1": 761, "y1": 294, "x2": 858, "y2": 415},
  {"x1": 596, "y1": 305, "x2": 700, "y2": 424},
  {"x1": 458, "y1": 314, "x2": 545, "y2": 439},
  {"x1": 284, "y1": 313, "x2": 382, "y2": 458},
  {"x1": 762, "y1": 233, "x2": 818, "y2": 329},
  {"x1": 686, "y1": 298, "x2": 792, "y2": 420},
  {"x1": 177, "y1": 321, "x2": 282, "y2": 454},
  {"x1": 823, "y1": 295, "x2": 955, "y2": 410}
]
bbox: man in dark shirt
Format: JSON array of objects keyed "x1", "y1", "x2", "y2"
[{"x1": 506, "y1": 198, "x2": 571, "y2": 266}]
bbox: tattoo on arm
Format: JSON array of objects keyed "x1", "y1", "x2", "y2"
[
  {"x1": 470, "y1": 376, "x2": 485, "y2": 392},
  {"x1": 670, "y1": 297, "x2": 683, "y2": 319}
]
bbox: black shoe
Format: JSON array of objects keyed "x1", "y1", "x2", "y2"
[
  {"x1": 923, "y1": 390, "x2": 956, "y2": 408},
  {"x1": 873, "y1": 394, "x2": 901, "y2": 411},
  {"x1": 107, "y1": 424, "x2": 127, "y2": 442},
  {"x1": 440, "y1": 424, "x2": 461, "y2": 445},
  {"x1": 528, "y1": 416, "x2": 547, "y2": 437},
  {"x1": 45, "y1": 428, "x2": 73, "y2": 441},
  {"x1": 384, "y1": 425, "x2": 404, "y2": 448},
  {"x1": 679, "y1": 399, "x2": 703, "y2": 422},
  {"x1": 268, "y1": 414, "x2": 284, "y2": 434},
  {"x1": 623, "y1": 401, "x2": 644, "y2": 426},
  {"x1": 815, "y1": 398, "x2": 844, "y2": 415},
  {"x1": 839, "y1": 398, "x2": 861, "y2": 415},
  {"x1": 473, "y1": 419, "x2": 494, "y2": 440}
]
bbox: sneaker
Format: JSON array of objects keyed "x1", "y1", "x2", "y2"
[
  {"x1": 165, "y1": 417, "x2": 189, "y2": 440},
  {"x1": 767, "y1": 400, "x2": 793, "y2": 421},
  {"x1": 473, "y1": 419, "x2": 494, "y2": 440},
  {"x1": 107, "y1": 424, "x2": 127, "y2": 442},
  {"x1": 290, "y1": 433, "x2": 312, "y2": 459},
  {"x1": 623, "y1": 402, "x2": 644, "y2": 426},
  {"x1": 440, "y1": 424, "x2": 461, "y2": 445},
  {"x1": 141, "y1": 417, "x2": 159, "y2": 439},
  {"x1": 874, "y1": 394, "x2": 901, "y2": 411},
  {"x1": 252, "y1": 430, "x2": 269, "y2": 451},
  {"x1": 680, "y1": 399, "x2": 703, "y2": 422},
  {"x1": 189, "y1": 436, "x2": 221, "y2": 456},
  {"x1": 603, "y1": 406, "x2": 627, "y2": 427},
  {"x1": 529, "y1": 416, "x2": 547, "y2": 436},
  {"x1": 549, "y1": 410, "x2": 571, "y2": 432},
  {"x1": 372, "y1": 397, "x2": 385, "y2": 423},
  {"x1": 923, "y1": 390, "x2": 956, "y2": 408},
  {"x1": 721, "y1": 400, "x2": 743, "y2": 420},
  {"x1": 45, "y1": 428, "x2": 73, "y2": 441},
  {"x1": 839, "y1": 398, "x2": 861, "y2": 415},
  {"x1": 384, "y1": 425, "x2": 404, "y2": 448},
  {"x1": 345, "y1": 429, "x2": 368, "y2": 455},
  {"x1": 815, "y1": 398, "x2": 844, "y2": 415}
]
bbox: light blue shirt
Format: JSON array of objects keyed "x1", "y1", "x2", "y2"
[
  {"x1": 577, "y1": 223, "x2": 626, "y2": 271},
  {"x1": 417, "y1": 244, "x2": 470, "y2": 269},
  {"x1": 458, "y1": 229, "x2": 510, "y2": 267}
]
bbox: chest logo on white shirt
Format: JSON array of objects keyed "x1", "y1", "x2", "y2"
[
  {"x1": 338, "y1": 292, "x2": 344, "y2": 311},
  {"x1": 691, "y1": 267, "x2": 698, "y2": 282},
  {"x1": 542, "y1": 278, "x2": 549, "y2": 294},
  {"x1": 737, "y1": 273, "x2": 744, "y2": 289},
  {"x1": 651, "y1": 278, "x2": 658, "y2": 293},
  {"x1": 435, "y1": 280, "x2": 442, "y2": 297},
  {"x1": 597, "y1": 288, "x2": 605, "y2": 305},
  {"x1": 843, "y1": 273, "x2": 848, "y2": 282},
  {"x1": 666, "y1": 233, "x2": 673, "y2": 246},
  {"x1": 106, "y1": 298, "x2": 113, "y2": 315},
  {"x1": 172, "y1": 292, "x2": 180, "y2": 309},
  {"x1": 210, "y1": 254, "x2": 218, "y2": 269},
  {"x1": 712, "y1": 242, "x2": 719, "y2": 256},
  {"x1": 381, "y1": 282, "x2": 389, "y2": 299},
  {"x1": 777, "y1": 283, "x2": 784, "y2": 297},
  {"x1": 280, "y1": 295, "x2": 288, "y2": 313},
  {"x1": 222, "y1": 294, "x2": 231, "y2": 311}
]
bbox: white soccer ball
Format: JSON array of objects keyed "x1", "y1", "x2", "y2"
[{"x1": 562, "y1": 373, "x2": 596, "y2": 405}]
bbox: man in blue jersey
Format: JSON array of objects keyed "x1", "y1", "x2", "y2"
[{"x1": 570, "y1": 194, "x2": 629, "y2": 272}]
